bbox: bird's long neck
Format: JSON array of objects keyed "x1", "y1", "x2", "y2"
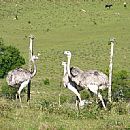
[
  {"x1": 63, "y1": 64, "x2": 67, "y2": 76},
  {"x1": 31, "y1": 60, "x2": 37, "y2": 78},
  {"x1": 67, "y1": 56, "x2": 71, "y2": 76},
  {"x1": 29, "y1": 37, "x2": 33, "y2": 71},
  {"x1": 29, "y1": 37, "x2": 33, "y2": 57}
]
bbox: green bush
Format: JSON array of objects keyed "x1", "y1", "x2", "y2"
[
  {"x1": 0, "y1": 38, "x2": 25, "y2": 78},
  {"x1": 111, "y1": 101, "x2": 129, "y2": 115},
  {"x1": 1, "y1": 81, "x2": 17, "y2": 99},
  {"x1": 43, "y1": 78, "x2": 50, "y2": 85},
  {"x1": 112, "y1": 70, "x2": 130, "y2": 101}
]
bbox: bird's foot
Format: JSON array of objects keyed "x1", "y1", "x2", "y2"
[
  {"x1": 79, "y1": 100, "x2": 92, "y2": 107},
  {"x1": 79, "y1": 100, "x2": 85, "y2": 107}
]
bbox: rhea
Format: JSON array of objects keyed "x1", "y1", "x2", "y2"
[
  {"x1": 6, "y1": 35, "x2": 38, "y2": 103},
  {"x1": 6, "y1": 55, "x2": 38, "y2": 103},
  {"x1": 62, "y1": 61, "x2": 85, "y2": 107},
  {"x1": 64, "y1": 50, "x2": 109, "y2": 109}
]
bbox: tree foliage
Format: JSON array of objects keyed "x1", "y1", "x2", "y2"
[{"x1": 0, "y1": 38, "x2": 25, "y2": 78}]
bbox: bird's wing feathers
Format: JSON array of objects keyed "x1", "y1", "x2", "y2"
[
  {"x1": 70, "y1": 69, "x2": 108, "y2": 87},
  {"x1": 81, "y1": 70, "x2": 108, "y2": 86},
  {"x1": 6, "y1": 68, "x2": 31, "y2": 86}
]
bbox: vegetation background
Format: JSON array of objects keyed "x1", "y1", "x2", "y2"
[{"x1": 0, "y1": 0, "x2": 130, "y2": 129}]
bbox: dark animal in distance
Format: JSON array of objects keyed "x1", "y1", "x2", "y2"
[
  {"x1": 124, "y1": 2, "x2": 127, "y2": 8},
  {"x1": 105, "y1": 4, "x2": 113, "y2": 9}
]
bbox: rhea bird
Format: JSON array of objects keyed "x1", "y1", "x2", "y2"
[
  {"x1": 6, "y1": 35, "x2": 39, "y2": 103},
  {"x1": 62, "y1": 61, "x2": 85, "y2": 107},
  {"x1": 64, "y1": 50, "x2": 109, "y2": 109},
  {"x1": 6, "y1": 54, "x2": 38, "y2": 103}
]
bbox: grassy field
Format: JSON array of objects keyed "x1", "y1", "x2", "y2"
[{"x1": 0, "y1": 0, "x2": 130, "y2": 130}]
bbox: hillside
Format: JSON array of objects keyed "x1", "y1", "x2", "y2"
[{"x1": 0, "y1": 0, "x2": 130, "y2": 130}]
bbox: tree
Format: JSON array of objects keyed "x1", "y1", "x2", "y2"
[{"x1": 0, "y1": 38, "x2": 25, "y2": 78}]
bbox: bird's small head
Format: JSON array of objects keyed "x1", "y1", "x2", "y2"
[
  {"x1": 31, "y1": 55, "x2": 38, "y2": 62},
  {"x1": 62, "y1": 61, "x2": 67, "y2": 66},
  {"x1": 31, "y1": 53, "x2": 41, "y2": 62},
  {"x1": 29, "y1": 34, "x2": 34, "y2": 39},
  {"x1": 108, "y1": 37, "x2": 116, "y2": 45},
  {"x1": 64, "y1": 51, "x2": 71, "y2": 58}
]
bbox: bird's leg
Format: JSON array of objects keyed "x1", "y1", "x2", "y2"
[
  {"x1": 19, "y1": 92, "x2": 22, "y2": 103},
  {"x1": 88, "y1": 84, "x2": 106, "y2": 110},
  {"x1": 15, "y1": 93, "x2": 19, "y2": 107},
  {"x1": 16, "y1": 93, "x2": 18, "y2": 101},
  {"x1": 76, "y1": 90, "x2": 81, "y2": 107},
  {"x1": 92, "y1": 89, "x2": 100, "y2": 104},
  {"x1": 15, "y1": 93, "x2": 19, "y2": 108},
  {"x1": 67, "y1": 83, "x2": 84, "y2": 107},
  {"x1": 96, "y1": 88, "x2": 99, "y2": 103},
  {"x1": 96, "y1": 95, "x2": 98, "y2": 103},
  {"x1": 27, "y1": 84, "x2": 31, "y2": 107},
  {"x1": 76, "y1": 96, "x2": 80, "y2": 114},
  {"x1": 88, "y1": 84, "x2": 98, "y2": 102},
  {"x1": 88, "y1": 89, "x2": 95, "y2": 103},
  {"x1": 17, "y1": 79, "x2": 30, "y2": 104},
  {"x1": 76, "y1": 96, "x2": 79, "y2": 107},
  {"x1": 58, "y1": 93, "x2": 61, "y2": 107},
  {"x1": 97, "y1": 92, "x2": 106, "y2": 110},
  {"x1": 27, "y1": 80, "x2": 31, "y2": 102}
]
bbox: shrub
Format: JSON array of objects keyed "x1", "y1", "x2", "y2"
[
  {"x1": 0, "y1": 38, "x2": 25, "y2": 78},
  {"x1": 1, "y1": 81, "x2": 17, "y2": 99},
  {"x1": 112, "y1": 70, "x2": 130, "y2": 101},
  {"x1": 110, "y1": 101, "x2": 129, "y2": 115},
  {"x1": 43, "y1": 78, "x2": 50, "y2": 85}
]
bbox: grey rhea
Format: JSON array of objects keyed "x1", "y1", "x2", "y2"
[
  {"x1": 61, "y1": 61, "x2": 85, "y2": 107},
  {"x1": 6, "y1": 55, "x2": 38, "y2": 103},
  {"x1": 64, "y1": 51, "x2": 109, "y2": 109}
]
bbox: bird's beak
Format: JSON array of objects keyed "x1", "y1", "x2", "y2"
[
  {"x1": 37, "y1": 53, "x2": 41, "y2": 56},
  {"x1": 108, "y1": 37, "x2": 116, "y2": 45},
  {"x1": 64, "y1": 51, "x2": 67, "y2": 55}
]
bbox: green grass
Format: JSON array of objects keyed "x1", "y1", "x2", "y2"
[{"x1": 0, "y1": 0, "x2": 130, "y2": 129}]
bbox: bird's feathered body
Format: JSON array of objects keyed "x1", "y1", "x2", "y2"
[
  {"x1": 6, "y1": 54, "x2": 38, "y2": 87},
  {"x1": 70, "y1": 67, "x2": 109, "y2": 90},
  {"x1": 6, "y1": 68, "x2": 32, "y2": 87},
  {"x1": 6, "y1": 54, "x2": 38, "y2": 102}
]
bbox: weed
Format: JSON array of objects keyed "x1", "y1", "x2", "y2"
[{"x1": 43, "y1": 78, "x2": 50, "y2": 85}]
